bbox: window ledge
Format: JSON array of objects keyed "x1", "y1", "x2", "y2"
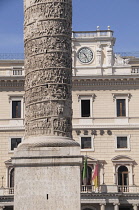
[
  {"x1": 81, "y1": 149, "x2": 94, "y2": 152},
  {"x1": 116, "y1": 117, "x2": 127, "y2": 118},
  {"x1": 8, "y1": 151, "x2": 14, "y2": 154},
  {"x1": 115, "y1": 149, "x2": 130, "y2": 151}
]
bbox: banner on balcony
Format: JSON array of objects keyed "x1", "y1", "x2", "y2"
[
  {"x1": 82, "y1": 156, "x2": 87, "y2": 185},
  {"x1": 92, "y1": 164, "x2": 98, "y2": 189}
]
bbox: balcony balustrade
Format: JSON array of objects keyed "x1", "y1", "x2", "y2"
[
  {"x1": 72, "y1": 30, "x2": 113, "y2": 38},
  {"x1": 81, "y1": 185, "x2": 139, "y2": 193},
  {"x1": 0, "y1": 187, "x2": 14, "y2": 196},
  {"x1": 0, "y1": 185, "x2": 139, "y2": 197},
  {"x1": 131, "y1": 67, "x2": 139, "y2": 74}
]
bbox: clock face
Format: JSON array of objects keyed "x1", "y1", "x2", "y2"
[{"x1": 77, "y1": 47, "x2": 93, "y2": 63}]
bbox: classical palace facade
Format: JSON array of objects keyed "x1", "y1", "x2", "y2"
[{"x1": 0, "y1": 28, "x2": 139, "y2": 210}]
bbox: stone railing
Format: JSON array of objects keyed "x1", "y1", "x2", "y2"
[
  {"x1": 0, "y1": 187, "x2": 14, "y2": 196},
  {"x1": 72, "y1": 30, "x2": 113, "y2": 38},
  {"x1": 13, "y1": 69, "x2": 23, "y2": 76},
  {"x1": 81, "y1": 185, "x2": 139, "y2": 193},
  {"x1": 131, "y1": 67, "x2": 139, "y2": 74},
  {"x1": 0, "y1": 68, "x2": 24, "y2": 77}
]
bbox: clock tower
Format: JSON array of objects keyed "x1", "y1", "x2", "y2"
[{"x1": 72, "y1": 26, "x2": 116, "y2": 75}]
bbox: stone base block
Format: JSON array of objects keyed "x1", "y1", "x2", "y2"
[{"x1": 12, "y1": 144, "x2": 82, "y2": 210}]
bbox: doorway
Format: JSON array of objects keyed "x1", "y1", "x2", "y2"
[{"x1": 118, "y1": 166, "x2": 129, "y2": 192}]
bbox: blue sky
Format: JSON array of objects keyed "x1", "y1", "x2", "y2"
[{"x1": 0, "y1": 0, "x2": 139, "y2": 53}]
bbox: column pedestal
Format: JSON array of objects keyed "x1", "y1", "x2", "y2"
[{"x1": 12, "y1": 141, "x2": 82, "y2": 210}]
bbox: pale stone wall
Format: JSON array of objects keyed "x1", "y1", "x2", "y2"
[
  {"x1": 72, "y1": 89, "x2": 139, "y2": 119},
  {"x1": 0, "y1": 60, "x2": 24, "y2": 188},
  {"x1": 0, "y1": 91, "x2": 24, "y2": 120},
  {"x1": 72, "y1": 84, "x2": 139, "y2": 186},
  {"x1": 0, "y1": 131, "x2": 24, "y2": 187}
]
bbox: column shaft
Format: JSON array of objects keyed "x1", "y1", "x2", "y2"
[
  {"x1": 133, "y1": 205, "x2": 138, "y2": 210},
  {"x1": 24, "y1": 0, "x2": 72, "y2": 139},
  {"x1": 114, "y1": 204, "x2": 119, "y2": 210},
  {"x1": 100, "y1": 204, "x2": 105, "y2": 210}
]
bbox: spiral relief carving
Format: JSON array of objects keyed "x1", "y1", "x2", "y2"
[{"x1": 24, "y1": 0, "x2": 72, "y2": 139}]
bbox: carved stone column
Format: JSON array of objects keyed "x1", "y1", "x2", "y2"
[
  {"x1": 12, "y1": 1, "x2": 81, "y2": 210},
  {"x1": 21, "y1": 0, "x2": 78, "y2": 147}
]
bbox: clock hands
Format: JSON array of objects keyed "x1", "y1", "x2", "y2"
[{"x1": 83, "y1": 53, "x2": 89, "y2": 62}]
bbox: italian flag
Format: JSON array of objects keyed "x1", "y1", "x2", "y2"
[
  {"x1": 92, "y1": 164, "x2": 98, "y2": 189},
  {"x1": 82, "y1": 156, "x2": 87, "y2": 185}
]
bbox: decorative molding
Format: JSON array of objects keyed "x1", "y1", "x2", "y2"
[
  {"x1": 8, "y1": 94, "x2": 24, "y2": 103},
  {"x1": 77, "y1": 94, "x2": 96, "y2": 102},
  {"x1": 0, "y1": 126, "x2": 24, "y2": 131},
  {"x1": 111, "y1": 155, "x2": 135, "y2": 164},
  {"x1": 112, "y1": 93, "x2": 131, "y2": 101},
  {"x1": 73, "y1": 124, "x2": 139, "y2": 130},
  {"x1": 0, "y1": 80, "x2": 24, "y2": 88},
  {"x1": 73, "y1": 78, "x2": 139, "y2": 87}
]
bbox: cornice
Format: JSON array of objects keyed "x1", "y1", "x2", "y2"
[
  {"x1": 81, "y1": 192, "x2": 139, "y2": 199},
  {"x1": 0, "y1": 79, "x2": 24, "y2": 88},
  {"x1": 73, "y1": 124, "x2": 139, "y2": 130},
  {"x1": 73, "y1": 77, "x2": 139, "y2": 87},
  {"x1": 0, "y1": 126, "x2": 25, "y2": 131}
]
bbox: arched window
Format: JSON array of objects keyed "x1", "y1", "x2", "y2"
[
  {"x1": 118, "y1": 166, "x2": 129, "y2": 192},
  {"x1": 10, "y1": 168, "x2": 14, "y2": 188},
  {"x1": 112, "y1": 155, "x2": 134, "y2": 188}
]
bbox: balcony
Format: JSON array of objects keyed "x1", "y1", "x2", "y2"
[
  {"x1": 81, "y1": 185, "x2": 139, "y2": 193},
  {"x1": 0, "y1": 187, "x2": 14, "y2": 196},
  {"x1": 131, "y1": 67, "x2": 139, "y2": 74}
]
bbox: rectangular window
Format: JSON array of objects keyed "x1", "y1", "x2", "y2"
[
  {"x1": 11, "y1": 138, "x2": 22, "y2": 150},
  {"x1": 81, "y1": 100, "x2": 90, "y2": 117},
  {"x1": 81, "y1": 137, "x2": 91, "y2": 149},
  {"x1": 117, "y1": 137, "x2": 127, "y2": 149},
  {"x1": 117, "y1": 99, "x2": 126, "y2": 117},
  {"x1": 12, "y1": 101, "x2": 21, "y2": 118}
]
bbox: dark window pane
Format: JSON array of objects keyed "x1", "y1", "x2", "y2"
[
  {"x1": 81, "y1": 137, "x2": 91, "y2": 149},
  {"x1": 117, "y1": 137, "x2": 127, "y2": 148},
  {"x1": 81, "y1": 100, "x2": 90, "y2": 117},
  {"x1": 11, "y1": 138, "x2": 21, "y2": 150},
  {"x1": 10, "y1": 169, "x2": 14, "y2": 188},
  {"x1": 117, "y1": 99, "x2": 126, "y2": 117},
  {"x1": 12, "y1": 101, "x2": 21, "y2": 118}
]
